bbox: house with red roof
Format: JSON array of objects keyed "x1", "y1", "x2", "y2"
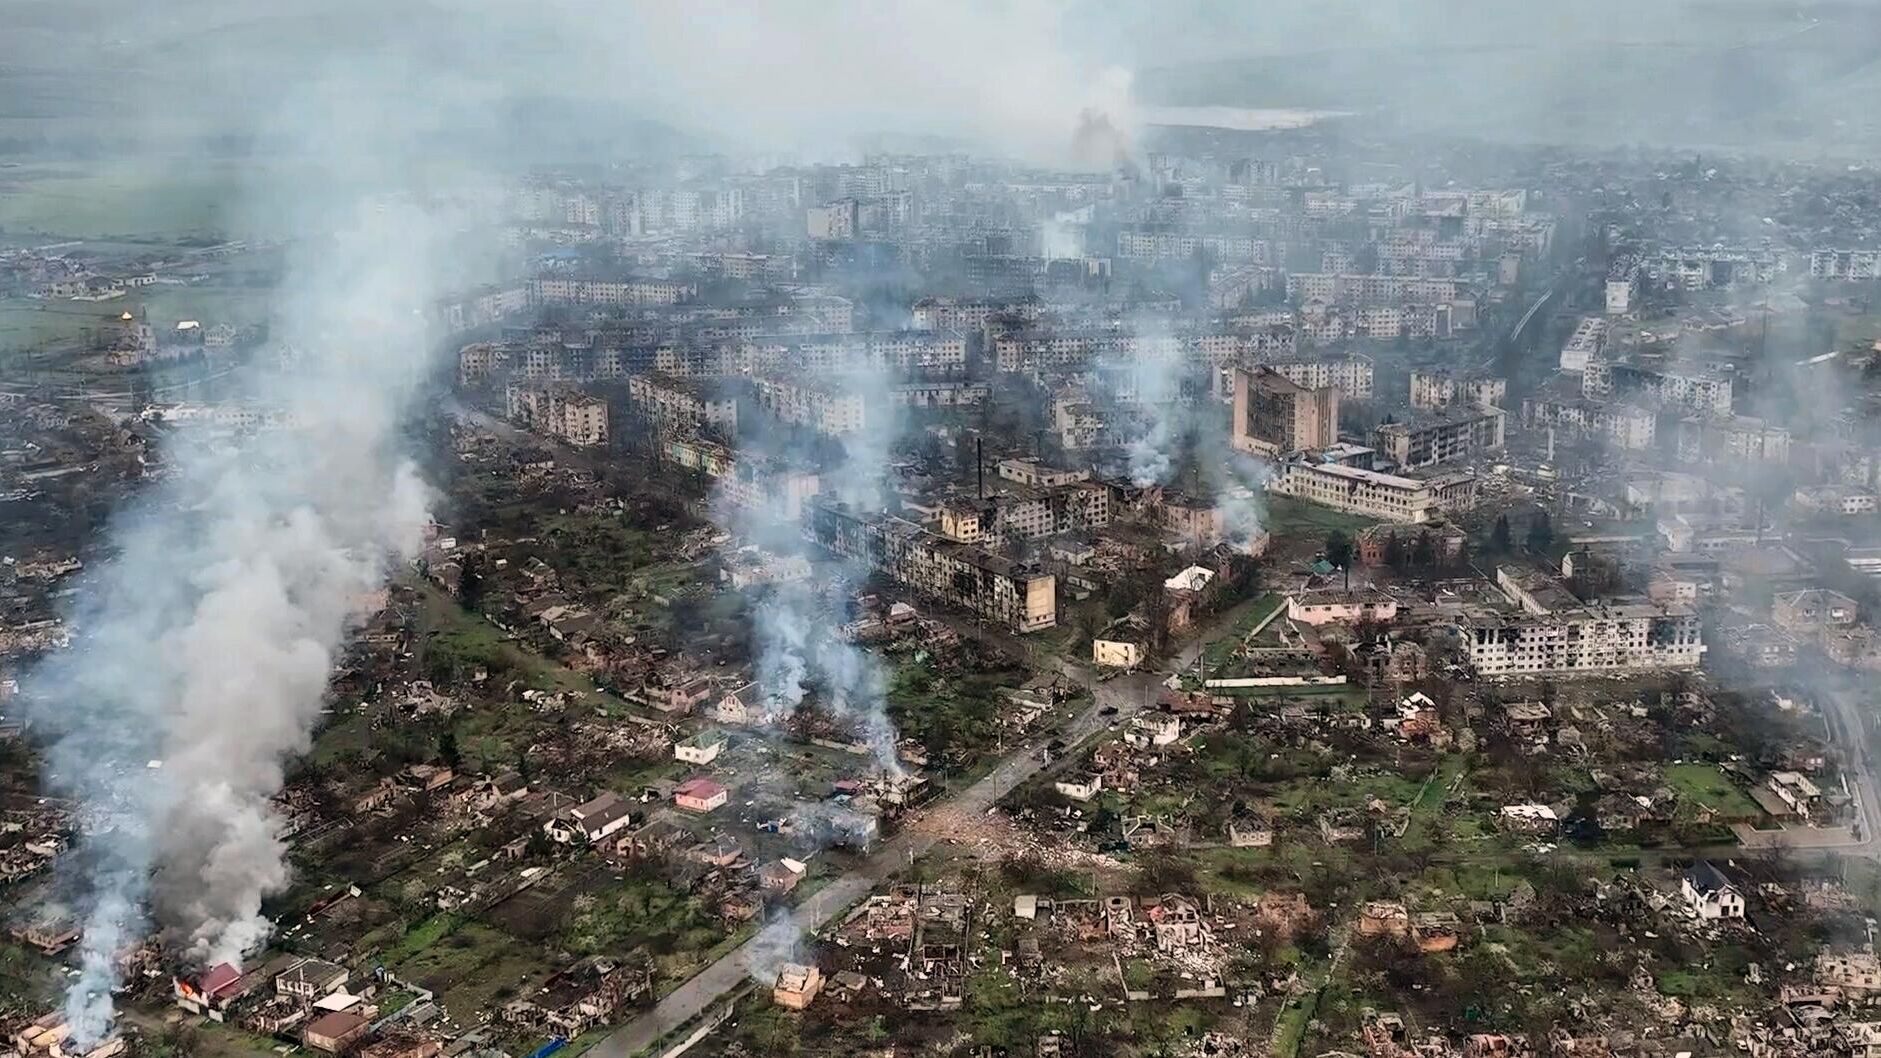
[{"x1": 674, "y1": 776, "x2": 728, "y2": 813}]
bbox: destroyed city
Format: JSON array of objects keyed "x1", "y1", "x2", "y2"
[{"x1": 23, "y1": 1, "x2": 1881, "y2": 1056}]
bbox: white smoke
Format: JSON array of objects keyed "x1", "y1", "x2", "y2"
[
  {"x1": 27, "y1": 184, "x2": 451, "y2": 1048},
  {"x1": 1114, "y1": 327, "x2": 1191, "y2": 488},
  {"x1": 1218, "y1": 450, "x2": 1275, "y2": 551}
]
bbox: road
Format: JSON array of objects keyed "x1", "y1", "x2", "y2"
[
  {"x1": 589, "y1": 601, "x2": 1265, "y2": 1057},
  {"x1": 1788, "y1": 672, "x2": 1881, "y2": 860}
]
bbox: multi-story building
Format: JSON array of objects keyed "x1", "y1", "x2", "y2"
[
  {"x1": 1230, "y1": 366, "x2": 1339, "y2": 456},
  {"x1": 529, "y1": 277, "x2": 695, "y2": 307},
  {"x1": 1116, "y1": 228, "x2": 1267, "y2": 262},
  {"x1": 807, "y1": 502, "x2": 1057, "y2": 632},
  {"x1": 506, "y1": 384, "x2": 609, "y2": 447},
  {"x1": 1655, "y1": 246, "x2": 1783, "y2": 290},
  {"x1": 1260, "y1": 357, "x2": 1375, "y2": 401},
  {"x1": 748, "y1": 376, "x2": 868, "y2": 436},
  {"x1": 889, "y1": 380, "x2": 989, "y2": 408},
  {"x1": 1267, "y1": 460, "x2": 1477, "y2": 524},
  {"x1": 1372, "y1": 407, "x2": 1505, "y2": 469},
  {"x1": 1193, "y1": 325, "x2": 1298, "y2": 365},
  {"x1": 1675, "y1": 416, "x2": 1790, "y2": 465},
  {"x1": 1521, "y1": 398, "x2": 1657, "y2": 450},
  {"x1": 458, "y1": 342, "x2": 510, "y2": 387},
  {"x1": 1409, "y1": 370, "x2": 1507, "y2": 411},
  {"x1": 626, "y1": 373, "x2": 738, "y2": 435},
  {"x1": 1459, "y1": 568, "x2": 1705, "y2": 676},
  {"x1": 656, "y1": 436, "x2": 821, "y2": 519},
  {"x1": 739, "y1": 332, "x2": 968, "y2": 376},
  {"x1": 1605, "y1": 257, "x2": 1640, "y2": 314},
  {"x1": 996, "y1": 458, "x2": 1088, "y2": 488},
  {"x1": 1558, "y1": 317, "x2": 1608, "y2": 373},
  {"x1": 1810, "y1": 249, "x2": 1881, "y2": 281},
  {"x1": 992, "y1": 331, "x2": 1183, "y2": 373},
  {"x1": 1584, "y1": 359, "x2": 1733, "y2": 415},
  {"x1": 807, "y1": 198, "x2": 859, "y2": 240},
  {"x1": 1284, "y1": 273, "x2": 1460, "y2": 306},
  {"x1": 911, "y1": 297, "x2": 1040, "y2": 332},
  {"x1": 937, "y1": 483, "x2": 1110, "y2": 546}
]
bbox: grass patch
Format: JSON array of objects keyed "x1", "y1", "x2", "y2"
[
  {"x1": 1663, "y1": 763, "x2": 1763, "y2": 820},
  {"x1": 383, "y1": 912, "x2": 466, "y2": 965},
  {"x1": 1266, "y1": 495, "x2": 1380, "y2": 539}
]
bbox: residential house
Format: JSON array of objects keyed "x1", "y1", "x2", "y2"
[
  {"x1": 544, "y1": 792, "x2": 635, "y2": 845},
  {"x1": 276, "y1": 958, "x2": 348, "y2": 1002},
  {"x1": 674, "y1": 729, "x2": 727, "y2": 765},
  {"x1": 1053, "y1": 774, "x2": 1103, "y2": 802},
  {"x1": 773, "y1": 963, "x2": 823, "y2": 1010},
  {"x1": 674, "y1": 776, "x2": 729, "y2": 813},
  {"x1": 1496, "y1": 804, "x2": 1559, "y2": 835},
  {"x1": 1681, "y1": 860, "x2": 1744, "y2": 920},
  {"x1": 759, "y1": 858, "x2": 808, "y2": 895},
  {"x1": 303, "y1": 1011, "x2": 370, "y2": 1054},
  {"x1": 1123, "y1": 714, "x2": 1181, "y2": 748},
  {"x1": 1228, "y1": 818, "x2": 1274, "y2": 848},
  {"x1": 712, "y1": 682, "x2": 776, "y2": 727},
  {"x1": 174, "y1": 963, "x2": 248, "y2": 1020}
]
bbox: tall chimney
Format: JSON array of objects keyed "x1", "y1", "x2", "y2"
[{"x1": 976, "y1": 437, "x2": 984, "y2": 499}]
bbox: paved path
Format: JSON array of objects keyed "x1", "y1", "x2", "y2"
[{"x1": 590, "y1": 601, "x2": 1264, "y2": 1056}]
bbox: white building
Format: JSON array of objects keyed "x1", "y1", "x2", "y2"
[
  {"x1": 1409, "y1": 370, "x2": 1506, "y2": 411},
  {"x1": 1269, "y1": 461, "x2": 1477, "y2": 524},
  {"x1": 1459, "y1": 599, "x2": 1705, "y2": 677},
  {"x1": 1681, "y1": 861, "x2": 1744, "y2": 920},
  {"x1": 1559, "y1": 317, "x2": 1608, "y2": 372}
]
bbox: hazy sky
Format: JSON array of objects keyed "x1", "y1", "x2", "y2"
[{"x1": 2, "y1": 1, "x2": 1871, "y2": 160}]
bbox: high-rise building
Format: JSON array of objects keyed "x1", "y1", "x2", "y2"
[{"x1": 1230, "y1": 366, "x2": 1339, "y2": 456}]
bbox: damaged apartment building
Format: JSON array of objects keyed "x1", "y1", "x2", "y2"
[
  {"x1": 1458, "y1": 566, "x2": 1706, "y2": 677},
  {"x1": 806, "y1": 500, "x2": 1057, "y2": 632}
]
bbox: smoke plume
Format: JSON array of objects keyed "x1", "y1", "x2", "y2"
[{"x1": 24, "y1": 110, "x2": 458, "y2": 1049}]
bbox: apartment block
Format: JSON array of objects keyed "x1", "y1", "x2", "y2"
[
  {"x1": 996, "y1": 458, "x2": 1089, "y2": 488},
  {"x1": 937, "y1": 483, "x2": 1110, "y2": 546},
  {"x1": 1372, "y1": 406, "x2": 1505, "y2": 469},
  {"x1": 1585, "y1": 360, "x2": 1733, "y2": 415},
  {"x1": 1268, "y1": 460, "x2": 1477, "y2": 524},
  {"x1": 992, "y1": 331, "x2": 1184, "y2": 373},
  {"x1": 1284, "y1": 272, "x2": 1460, "y2": 306},
  {"x1": 1810, "y1": 249, "x2": 1881, "y2": 281},
  {"x1": 1409, "y1": 370, "x2": 1507, "y2": 411},
  {"x1": 740, "y1": 332, "x2": 967, "y2": 375},
  {"x1": 1459, "y1": 567, "x2": 1705, "y2": 676},
  {"x1": 1262, "y1": 357, "x2": 1375, "y2": 401},
  {"x1": 1558, "y1": 317, "x2": 1608, "y2": 373},
  {"x1": 529, "y1": 277, "x2": 695, "y2": 307},
  {"x1": 748, "y1": 376, "x2": 868, "y2": 436},
  {"x1": 1521, "y1": 397, "x2": 1657, "y2": 450},
  {"x1": 806, "y1": 502, "x2": 1057, "y2": 632},
  {"x1": 1675, "y1": 416, "x2": 1791, "y2": 466},
  {"x1": 1230, "y1": 366, "x2": 1339, "y2": 456},
  {"x1": 506, "y1": 384, "x2": 609, "y2": 447},
  {"x1": 890, "y1": 380, "x2": 989, "y2": 407},
  {"x1": 1193, "y1": 325, "x2": 1297, "y2": 365},
  {"x1": 627, "y1": 373, "x2": 738, "y2": 434}
]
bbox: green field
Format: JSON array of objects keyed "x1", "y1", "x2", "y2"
[
  {"x1": 1265, "y1": 495, "x2": 1380, "y2": 541},
  {"x1": 1664, "y1": 763, "x2": 1763, "y2": 820}
]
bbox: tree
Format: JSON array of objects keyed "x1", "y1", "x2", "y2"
[
  {"x1": 1527, "y1": 509, "x2": 1555, "y2": 553},
  {"x1": 1411, "y1": 531, "x2": 1435, "y2": 568},
  {"x1": 1325, "y1": 530, "x2": 1354, "y2": 570},
  {"x1": 1490, "y1": 514, "x2": 1512, "y2": 553},
  {"x1": 1383, "y1": 531, "x2": 1406, "y2": 569}
]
